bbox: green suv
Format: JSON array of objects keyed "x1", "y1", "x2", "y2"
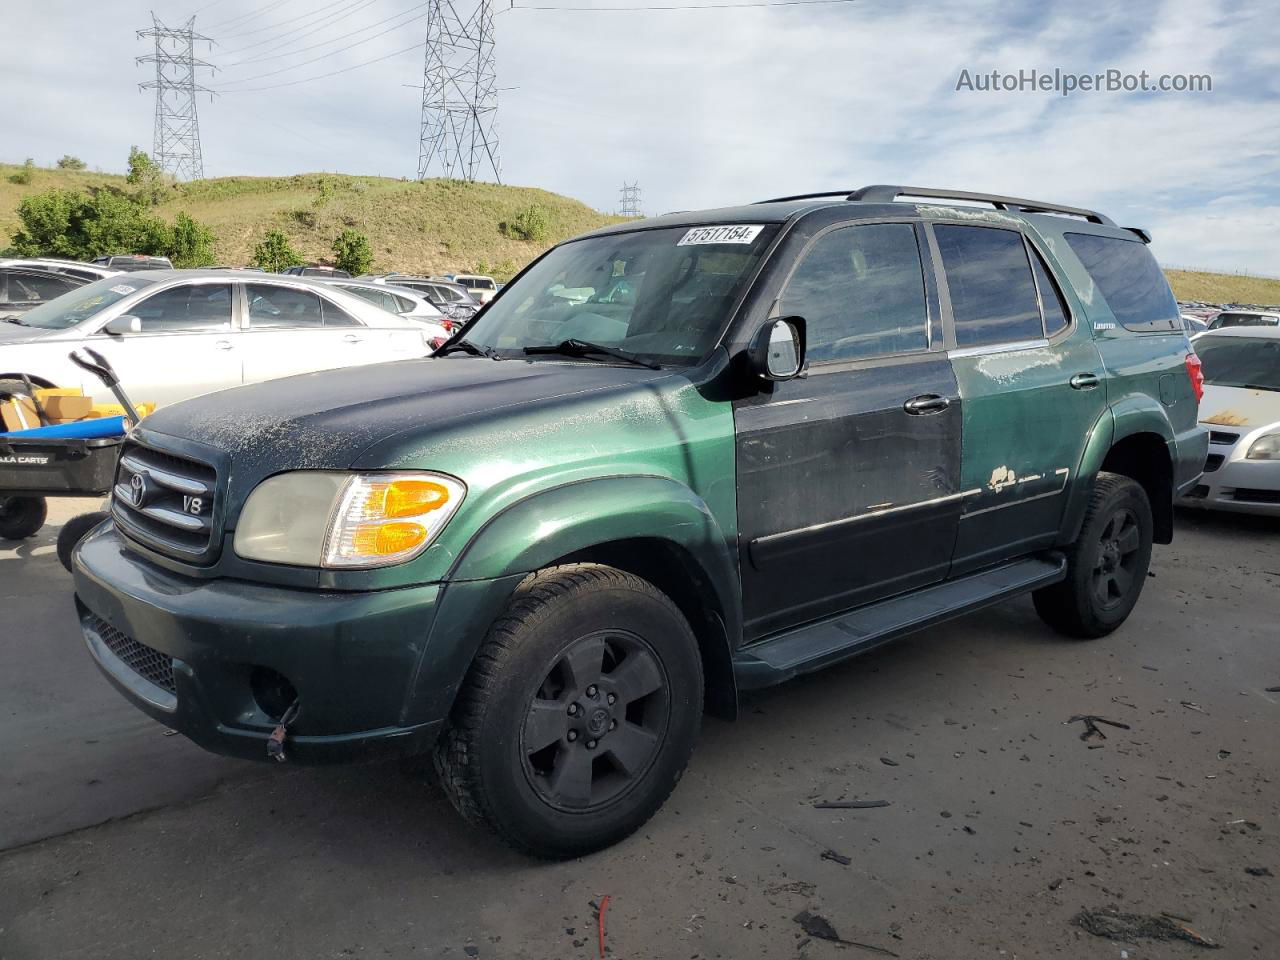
[{"x1": 73, "y1": 185, "x2": 1208, "y2": 857}]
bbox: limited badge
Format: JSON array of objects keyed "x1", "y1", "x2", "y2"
[{"x1": 677, "y1": 225, "x2": 764, "y2": 246}]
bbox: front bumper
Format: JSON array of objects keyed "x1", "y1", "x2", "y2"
[
  {"x1": 72, "y1": 521, "x2": 446, "y2": 763},
  {"x1": 1178, "y1": 450, "x2": 1280, "y2": 517}
]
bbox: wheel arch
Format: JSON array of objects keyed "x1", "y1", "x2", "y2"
[
  {"x1": 1099, "y1": 432, "x2": 1174, "y2": 543},
  {"x1": 0, "y1": 373, "x2": 57, "y2": 393}
]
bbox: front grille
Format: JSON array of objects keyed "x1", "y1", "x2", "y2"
[
  {"x1": 86, "y1": 614, "x2": 176, "y2": 694},
  {"x1": 111, "y1": 441, "x2": 218, "y2": 558},
  {"x1": 1233, "y1": 487, "x2": 1280, "y2": 504},
  {"x1": 1204, "y1": 454, "x2": 1225, "y2": 473},
  {"x1": 1209, "y1": 430, "x2": 1240, "y2": 446}
]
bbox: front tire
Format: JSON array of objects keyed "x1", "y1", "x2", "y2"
[
  {"x1": 57, "y1": 510, "x2": 109, "y2": 572},
  {"x1": 434, "y1": 563, "x2": 703, "y2": 859},
  {"x1": 1034, "y1": 472, "x2": 1153, "y2": 638}
]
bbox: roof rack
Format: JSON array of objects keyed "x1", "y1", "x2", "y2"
[{"x1": 755, "y1": 184, "x2": 1114, "y2": 225}]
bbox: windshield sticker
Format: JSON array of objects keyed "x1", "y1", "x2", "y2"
[
  {"x1": 677, "y1": 225, "x2": 764, "y2": 246},
  {"x1": 109, "y1": 284, "x2": 137, "y2": 296}
]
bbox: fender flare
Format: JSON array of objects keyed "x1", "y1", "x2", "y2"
[{"x1": 405, "y1": 475, "x2": 742, "y2": 725}]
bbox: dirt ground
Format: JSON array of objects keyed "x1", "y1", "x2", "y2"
[{"x1": 1, "y1": 500, "x2": 1276, "y2": 959}]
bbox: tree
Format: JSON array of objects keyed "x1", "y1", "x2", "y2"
[
  {"x1": 56, "y1": 155, "x2": 87, "y2": 171},
  {"x1": 252, "y1": 229, "x2": 303, "y2": 272},
  {"x1": 331, "y1": 229, "x2": 373, "y2": 275},
  {"x1": 126, "y1": 146, "x2": 168, "y2": 206},
  {"x1": 169, "y1": 212, "x2": 217, "y2": 268}
]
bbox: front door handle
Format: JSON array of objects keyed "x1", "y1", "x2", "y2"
[
  {"x1": 1069, "y1": 373, "x2": 1100, "y2": 390},
  {"x1": 214, "y1": 340, "x2": 233, "y2": 351},
  {"x1": 342, "y1": 334, "x2": 363, "y2": 344},
  {"x1": 903, "y1": 394, "x2": 952, "y2": 415}
]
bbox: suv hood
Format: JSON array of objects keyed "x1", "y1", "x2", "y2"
[{"x1": 142, "y1": 356, "x2": 676, "y2": 474}]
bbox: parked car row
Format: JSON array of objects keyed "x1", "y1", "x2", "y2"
[{"x1": 0, "y1": 271, "x2": 437, "y2": 406}]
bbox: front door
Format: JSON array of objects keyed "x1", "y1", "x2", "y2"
[
  {"x1": 735, "y1": 221, "x2": 964, "y2": 640},
  {"x1": 85, "y1": 280, "x2": 242, "y2": 405}
]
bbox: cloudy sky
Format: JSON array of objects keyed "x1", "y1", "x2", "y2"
[{"x1": 7, "y1": 0, "x2": 1278, "y2": 272}]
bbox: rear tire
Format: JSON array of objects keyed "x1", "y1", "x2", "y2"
[
  {"x1": 434, "y1": 563, "x2": 703, "y2": 859},
  {"x1": 1034, "y1": 472, "x2": 1153, "y2": 638},
  {"x1": 0, "y1": 496, "x2": 48, "y2": 541},
  {"x1": 0, "y1": 378, "x2": 31, "y2": 401},
  {"x1": 57, "y1": 510, "x2": 109, "y2": 572}
]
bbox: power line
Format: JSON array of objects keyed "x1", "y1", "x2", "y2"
[
  {"x1": 213, "y1": 0, "x2": 365, "y2": 42},
  {"x1": 215, "y1": 0, "x2": 380, "y2": 57},
  {"x1": 199, "y1": 0, "x2": 293, "y2": 31},
  {"x1": 222, "y1": 0, "x2": 432, "y2": 68},
  {"x1": 215, "y1": 40, "x2": 424, "y2": 93},
  {"x1": 216, "y1": 8, "x2": 430, "y2": 86}
]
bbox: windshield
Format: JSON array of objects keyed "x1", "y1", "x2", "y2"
[
  {"x1": 1210, "y1": 312, "x2": 1280, "y2": 329},
  {"x1": 462, "y1": 225, "x2": 778, "y2": 365},
  {"x1": 14, "y1": 275, "x2": 156, "y2": 330},
  {"x1": 1196, "y1": 336, "x2": 1280, "y2": 391}
]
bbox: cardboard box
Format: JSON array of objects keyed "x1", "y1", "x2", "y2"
[
  {"x1": 42, "y1": 395, "x2": 94, "y2": 422},
  {"x1": 2, "y1": 395, "x2": 41, "y2": 432},
  {"x1": 84, "y1": 402, "x2": 156, "y2": 422}
]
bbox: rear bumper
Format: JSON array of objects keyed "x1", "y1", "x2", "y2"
[
  {"x1": 72, "y1": 521, "x2": 446, "y2": 763},
  {"x1": 1179, "y1": 454, "x2": 1280, "y2": 517}
]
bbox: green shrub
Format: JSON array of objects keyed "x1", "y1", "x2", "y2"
[
  {"x1": 331, "y1": 229, "x2": 373, "y2": 275},
  {"x1": 126, "y1": 146, "x2": 169, "y2": 206},
  {"x1": 9, "y1": 158, "x2": 35, "y2": 185},
  {"x1": 252, "y1": 229, "x2": 303, "y2": 272},
  {"x1": 8, "y1": 186, "x2": 173, "y2": 260},
  {"x1": 169, "y1": 212, "x2": 217, "y2": 268},
  {"x1": 56, "y1": 155, "x2": 87, "y2": 171},
  {"x1": 499, "y1": 204, "x2": 550, "y2": 244}
]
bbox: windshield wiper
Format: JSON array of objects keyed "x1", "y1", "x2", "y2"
[
  {"x1": 524, "y1": 339, "x2": 660, "y2": 370},
  {"x1": 434, "y1": 338, "x2": 503, "y2": 360},
  {"x1": 4, "y1": 316, "x2": 27, "y2": 325},
  {"x1": 1242, "y1": 383, "x2": 1280, "y2": 392}
]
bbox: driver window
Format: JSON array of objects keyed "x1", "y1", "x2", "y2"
[
  {"x1": 127, "y1": 283, "x2": 233, "y2": 333},
  {"x1": 781, "y1": 224, "x2": 929, "y2": 362}
]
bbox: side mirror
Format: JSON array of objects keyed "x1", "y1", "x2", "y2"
[
  {"x1": 748, "y1": 317, "x2": 805, "y2": 381},
  {"x1": 103, "y1": 315, "x2": 141, "y2": 336}
]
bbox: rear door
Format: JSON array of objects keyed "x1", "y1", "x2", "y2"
[
  {"x1": 85, "y1": 280, "x2": 242, "y2": 405},
  {"x1": 931, "y1": 222, "x2": 1107, "y2": 574},
  {"x1": 735, "y1": 220, "x2": 964, "y2": 639},
  {"x1": 241, "y1": 282, "x2": 372, "y2": 383}
]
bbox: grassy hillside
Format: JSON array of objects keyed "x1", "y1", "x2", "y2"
[
  {"x1": 3, "y1": 163, "x2": 1277, "y2": 300},
  {"x1": 1164, "y1": 269, "x2": 1280, "y2": 306},
  {"x1": 0, "y1": 163, "x2": 625, "y2": 280}
]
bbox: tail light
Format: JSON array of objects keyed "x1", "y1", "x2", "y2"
[
  {"x1": 429, "y1": 336, "x2": 448, "y2": 350},
  {"x1": 1184, "y1": 352, "x2": 1204, "y2": 404},
  {"x1": 440, "y1": 318, "x2": 455, "y2": 333}
]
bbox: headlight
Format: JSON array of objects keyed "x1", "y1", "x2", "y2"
[
  {"x1": 1246, "y1": 433, "x2": 1280, "y2": 460},
  {"x1": 234, "y1": 471, "x2": 465, "y2": 568}
]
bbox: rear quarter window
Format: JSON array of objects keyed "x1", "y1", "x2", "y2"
[{"x1": 1064, "y1": 233, "x2": 1179, "y2": 332}]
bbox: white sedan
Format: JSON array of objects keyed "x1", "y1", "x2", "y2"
[
  {"x1": 0, "y1": 271, "x2": 434, "y2": 406},
  {"x1": 1182, "y1": 327, "x2": 1280, "y2": 515}
]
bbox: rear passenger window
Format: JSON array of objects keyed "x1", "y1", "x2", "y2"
[
  {"x1": 1064, "y1": 233, "x2": 1179, "y2": 332},
  {"x1": 781, "y1": 223, "x2": 929, "y2": 362},
  {"x1": 1028, "y1": 247, "x2": 1070, "y2": 336},
  {"x1": 935, "y1": 225, "x2": 1042, "y2": 347},
  {"x1": 247, "y1": 285, "x2": 323, "y2": 329},
  {"x1": 320, "y1": 298, "x2": 360, "y2": 327}
]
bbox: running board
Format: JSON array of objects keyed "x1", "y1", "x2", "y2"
[{"x1": 733, "y1": 555, "x2": 1066, "y2": 690}]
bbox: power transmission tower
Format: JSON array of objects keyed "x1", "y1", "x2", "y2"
[
  {"x1": 619, "y1": 182, "x2": 642, "y2": 217},
  {"x1": 137, "y1": 14, "x2": 214, "y2": 181},
  {"x1": 417, "y1": 0, "x2": 501, "y2": 183}
]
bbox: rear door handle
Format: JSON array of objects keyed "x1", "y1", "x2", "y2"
[
  {"x1": 342, "y1": 334, "x2": 363, "y2": 344},
  {"x1": 1069, "y1": 373, "x2": 1100, "y2": 390},
  {"x1": 903, "y1": 394, "x2": 952, "y2": 415},
  {"x1": 214, "y1": 340, "x2": 233, "y2": 351}
]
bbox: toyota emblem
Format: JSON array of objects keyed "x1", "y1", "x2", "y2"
[{"x1": 128, "y1": 472, "x2": 149, "y2": 508}]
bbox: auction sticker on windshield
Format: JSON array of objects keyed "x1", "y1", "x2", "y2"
[
  {"x1": 678, "y1": 225, "x2": 764, "y2": 246},
  {"x1": 109, "y1": 285, "x2": 137, "y2": 296}
]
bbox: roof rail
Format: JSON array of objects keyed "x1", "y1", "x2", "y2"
[
  {"x1": 754, "y1": 191, "x2": 859, "y2": 205},
  {"x1": 847, "y1": 185, "x2": 1115, "y2": 225}
]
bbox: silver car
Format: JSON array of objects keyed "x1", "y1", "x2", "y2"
[
  {"x1": 319, "y1": 278, "x2": 455, "y2": 346},
  {"x1": 1181, "y1": 327, "x2": 1280, "y2": 515},
  {"x1": 0, "y1": 271, "x2": 433, "y2": 406}
]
